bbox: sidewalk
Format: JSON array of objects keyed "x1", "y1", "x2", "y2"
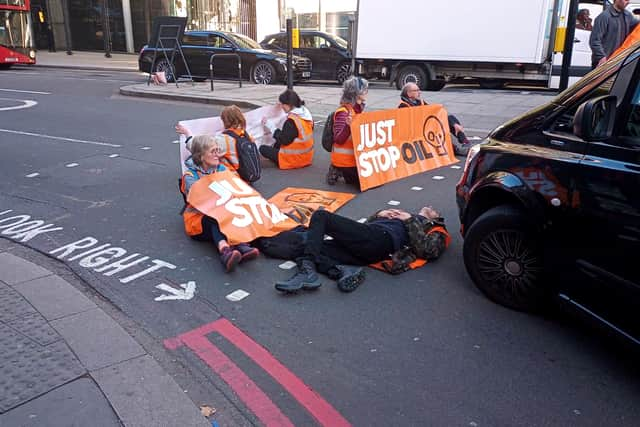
[
  {"x1": 0, "y1": 238, "x2": 211, "y2": 427},
  {"x1": 34, "y1": 50, "x2": 556, "y2": 135}
]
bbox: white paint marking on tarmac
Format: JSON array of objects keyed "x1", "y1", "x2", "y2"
[
  {"x1": 451, "y1": 165, "x2": 462, "y2": 169},
  {"x1": 387, "y1": 200, "x2": 401, "y2": 206},
  {"x1": 65, "y1": 163, "x2": 79, "y2": 168},
  {"x1": 108, "y1": 154, "x2": 119, "y2": 158},
  {"x1": 141, "y1": 146, "x2": 151, "y2": 150},
  {"x1": 411, "y1": 186, "x2": 423, "y2": 191},
  {"x1": 0, "y1": 98, "x2": 37, "y2": 111},
  {"x1": 154, "y1": 281, "x2": 196, "y2": 301},
  {"x1": 226, "y1": 289, "x2": 250, "y2": 302},
  {"x1": 432, "y1": 175, "x2": 445, "y2": 180},
  {"x1": 357, "y1": 218, "x2": 367, "y2": 223},
  {"x1": 0, "y1": 128, "x2": 121, "y2": 147},
  {"x1": 25, "y1": 173, "x2": 39, "y2": 178},
  {"x1": 0, "y1": 88, "x2": 51, "y2": 95},
  {"x1": 279, "y1": 261, "x2": 297, "y2": 270},
  {"x1": 172, "y1": 140, "x2": 180, "y2": 144}
]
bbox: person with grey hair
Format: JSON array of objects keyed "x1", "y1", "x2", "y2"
[
  {"x1": 326, "y1": 76, "x2": 369, "y2": 187},
  {"x1": 179, "y1": 134, "x2": 260, "y2": 273},
  {"x1": 398, "y1": 82, "x2": 472, "y2": 156}
]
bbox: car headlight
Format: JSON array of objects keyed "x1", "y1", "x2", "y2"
[
  {"x1": 457, "y1": 140, "x2": 485, "y2": 188},
  {"x1": 29, "y1": 50, "x2": 36, "y2": 59}
]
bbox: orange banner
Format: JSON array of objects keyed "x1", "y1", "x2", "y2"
[
  {"x1": 268, "y1": 187, "x2": 356, "y2": 226},
  {"x1": 351, "y1": 105, "x2": 459, "y2": 191},
  {"x1": 187, "y1": 172, "x2": 356, "y2": 244},
  {"x1": 611, "y1": 25, "x2": 640, "y2": 59}
]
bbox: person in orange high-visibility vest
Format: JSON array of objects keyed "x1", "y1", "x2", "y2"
[
  {"x1": 180, "y1": 135, "x2": 260, "y2": 273},
  {"x1": 272, "y1": 206, "x2": 450, "y2": 293},
  {"x1": 326, "y1": 76, "x2": 369, "y2": 187},
  {"x1": 260, "y1": 89, "x2": 314, "y2": 169}
]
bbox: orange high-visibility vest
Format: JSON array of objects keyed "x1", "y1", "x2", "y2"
[
  {"x1": 330, "y1": 104, "x2": 357, "y2": 168},
  {"x1": 180, "y1": 170, "x2": 204, "y2": 236},
  {"x1": 398, "y1": 99, "x2": 426, "y2": 108},
  {"x1": 278, "y1": 113, "x2": 314, "y2": 169},
  {"x1": 219, "y1": 129, "x2": 244, "y2": 171}
]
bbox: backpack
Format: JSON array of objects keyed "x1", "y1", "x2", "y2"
[
  {"x1": 223, "y1": 130, "x2": 261, "y2": 183},
  {"x1": 321, "y1": 111, "x2": 335, "y2": 152}
]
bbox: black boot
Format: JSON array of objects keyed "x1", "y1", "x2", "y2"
[
  {"x1": 335, "y1": 265, "x2": 365, "y2": 293},
  {"x1": 275, "y1": 259, "x2": 322, "y2": 293}
]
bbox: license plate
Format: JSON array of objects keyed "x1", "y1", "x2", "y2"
[
  {"x1": 5, "y1": 58, "x2": 18, "y2": 62},
  {"x1": 302, "y1": 71, "x2": 310, "y2": 78}
]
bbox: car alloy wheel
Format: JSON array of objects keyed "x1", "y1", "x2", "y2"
[
  {"x1": 253, "y1": 61, "x2": 275, "y2": 85},
  {"x1": 154, "y1": 58, "x2": 175, "y2": 82},
  {"x1": 336, "y1": 62, "x2": 352, "y2": 84}
]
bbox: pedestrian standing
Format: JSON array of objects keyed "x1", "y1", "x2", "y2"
[{"x1": 589, "y1": 0, "x2": 638, "y2": 68}]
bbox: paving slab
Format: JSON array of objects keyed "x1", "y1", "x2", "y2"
[
  {"x1": 51, "y1": 308, "x2": 146, "y2": 371},
  {"x1": 0, "y1": 252, "x2": 52, "y2": 285},
  {"x1": 0, "y1": 282, "x2": 37, "y2": 323},
  {"x1": 12, "y1": 274, "x2": 96, "y2": 321},
  {"x1": 93, "y1": 354, "x2": 211, "y2": 427},
  {"x1": 0, "y1": 377, "x2": 121, "y2": 427}
]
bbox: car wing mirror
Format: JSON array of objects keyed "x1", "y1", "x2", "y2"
[{"x1": 573, "y1": 95, "x2": 616, "y2": 141}]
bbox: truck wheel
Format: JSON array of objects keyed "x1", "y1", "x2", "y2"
[
  {"x1": 463, "y1": 205, "x2": 546, "y2": 312},
  {"x1": 153, "y1": 58, "x2": 176, "y2": 82},
  {"x1": 252, "y1": 61, "x2": 276, "y2": 85},
  {"x1": 396, "y1": 65, "x2": 427, "y2": 90},
  {"x1": 336, "y1": 62, "x2": 352, "y2": 84}
]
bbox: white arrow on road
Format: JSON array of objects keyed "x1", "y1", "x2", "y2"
[
  {"x1": 0, "y1": 98, "x2": 37, "y2": 111},
  {"x1": 154, "y1": 281, "x2": 196, "y2": 301}
]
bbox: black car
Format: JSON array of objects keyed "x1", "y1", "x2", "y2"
[
  {"x1": 260, "y1": 30, "x2": 354, "y2": 83},
  {"x1": 138, "y1": 30, "x2": 312, "y2": 84},
  {"x1": 456, "y1": 45, "x2": 640, "y2": 346}
]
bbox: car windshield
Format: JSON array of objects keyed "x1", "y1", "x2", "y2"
[
  {"x1": 225, "y1": 33, "x2": 261, "y2": 50},
  {"x1": 332, "y1": 35, "x2": 349, "y2": 49}
]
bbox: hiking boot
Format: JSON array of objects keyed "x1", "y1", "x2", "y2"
[
  {"x1": 452, "y1": 140, "x2": 470, "y2": 157},
  {"x1": 220, "y1": 247, "x2": 242, "y2": 273},
  {"x1": 275, "y1": 259, "x2": 321, "y2": 293},
  {"x1": 326, "y1": 165, "x2": 341, "y2": 185},
  {"x1": 234, "y1": 243, "x2": 259, "y2": 263},
  {"x1": 335, "y1": 265, "x2": 366, "y2": 293}
]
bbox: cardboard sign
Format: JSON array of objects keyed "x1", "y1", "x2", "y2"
[
  {"x1": 268, "y1": 187, "x2": 356, "y2": 226},
  {"x1": 351, "y1": 105, "x2": 459, "y2": 191},
  {"x1": 178, "y1": 105, "x2": 287, "y2": 174}
]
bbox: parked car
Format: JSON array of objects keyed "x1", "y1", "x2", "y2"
[
  {"x1": 138, "y1": 30, "x2": 312, "y2": 84},
  {"x1": 456, "y1": 43, "x2": 640, "y2": 346},
  {"x1": 260, "y1": 30, "x2": 355, "y2": 83}
]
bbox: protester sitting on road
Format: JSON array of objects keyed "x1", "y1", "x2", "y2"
[
  {"x1": 176, "y1": 105, "x2": 253, "y2": 174},
  {"x1": 272, "y1": 206, "x2": 450, "y2": 293},
  {"x1": 180, "y1": 135, "x2": 259, "y2": 273},
  {"x1": 326, "y1": 76, "x2": 369, "y2": 187},
  {"x1": 398, "y1": 82, "x2": 472, "y2": 156},
  {"x1": 260, "y1": 89, "x2": 314, "y2": 169}
]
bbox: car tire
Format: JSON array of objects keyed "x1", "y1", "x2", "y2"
[
  {"x1": 153, "y1": 58, "x2": 176, "y2": 83},
  {"x1": 336, "y1": 62, "x2": 352, "y2": 84},
  {"x1": 463, "y1": 205, "x2": 546, "y2": 312},
  {"x1": 252, "y1": 61, "x2": 276, "y2": 85},
  {"x1": 0, "y1": 64, "x2": 13, "y2": 70},
  {"x1": 396, "y1": 65, "x2": 427, "y2": 90}
]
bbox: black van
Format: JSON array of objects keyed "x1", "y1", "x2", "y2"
[{"x1": 456, "y1": 45, "x2": 640, "y2": 346}]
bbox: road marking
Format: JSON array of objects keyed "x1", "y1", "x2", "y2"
[
  {"x1": 451, "y1": 165, "x2": 461, "y2": 169},
  {"x1": 108, "y1": 154, "x2": 119, "y2": 158},
  {"x1": 279, "y1": 261, "x2": 296, "y2": 270},
  {"x1": 155, "y1": 281, "x2": 196, "y2": 301},
  {"x1": 0, "y1": 88, "x2": 51, "y2": 95},
  {"x1": 410, "y1": 186, "x2": 423, "y2": 191},
  {"x1": 65, "y1": 163, "x2": 79, "y2": 168},
  {"x1": 357, "y1": 218, "x2": 367, "y2": 223},
  {"x1": 387, "y1": 200, "x2": 400, "y2": 206},
  {"x1": 25, "y1": 173, "x2": 39, "y2": 178},
  {"x1": 165, "y1": 319, "x2": 351, "y2": 427},
  {"x1": 432, "y1": 175, "x2": 445, "y2": 180},
  {"x1": 0, "y1": 98, "x2": 37, "y2": 111},
  {"x1": 226, "y1": 289, "x2": 250, "y2": 301},
  {"x1": 141, "y1": 146, "x2": 151, "y2": 150},
  {"x1": 0, "y1": 128, "x2": 122, "y2": 147}
]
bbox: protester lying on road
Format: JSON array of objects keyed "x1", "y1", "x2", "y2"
[
  {"x1": 176, "y1": 105, "x2": 258, "y2": 176},
  {"x1": 260, "y1": 89, "x2": 314, "y2": 169},
  {"x1": 326, "y1": 76, "x2": 369, "y2": 188},
  {"x1": 180, "y1": 135, "x2": 259, "y2": 273},
  {"x1": 270, "y1": 206, "x2": 450, "y2": 293},
  {"x1": 398, "y1": 82, "x2": 472, "y2": 156}
]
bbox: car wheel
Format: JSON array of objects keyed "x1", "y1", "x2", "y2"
[
  {"x1": 153, "y1": 58, "x2": 176, "y2": 82},
  {"x1": 252, "y1": 61, "x2": 276, "y2": 85},
  {"x1": 336, "y1": 62, "x2": 352, "y2": 84},
  {"x1": 396, "y1": 65, "x2": 427, "y2": 90},
  {"x1": 463, "y1": 205, "x2": 546, "y2": 312},
  {"x1": 0, "y1": 64, "x2": 13, "y2": 70}
]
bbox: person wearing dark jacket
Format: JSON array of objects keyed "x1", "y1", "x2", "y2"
[
  {"x1": 260, "y1": 89, "x2": 314, "y2": 169},
  {"x1": 326, "y1": 76, "x2": 369, "y2": 187},
  {"x1": 398, "y1": 82, "x2": 472, "y2": 156},
  {"x1": 274, "y1": 206, "x2": 449, "y2": 293},
  {"x1": 590, "y1": 0, "x2": 638, "y2": 68}
]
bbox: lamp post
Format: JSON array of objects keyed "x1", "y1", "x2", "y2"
[
  {"x1": 61, "y1": 0, "x2": 72, "y2": 55},
  {"x1": 103, "y1": 0, "x2": 112, "y2": 58}
]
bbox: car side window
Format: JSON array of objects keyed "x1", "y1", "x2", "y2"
[
  {"x1": 300, "y1": 35, "x2": 314, "y2": 48},
  {"x1": 182, "y1": 34, "x2": 207, "y2": 46},
  {"x1": 621, "y1": 79, "x2": 640, "y2": 141},
  {"x1": 264, "y1": 36, "x2": 283, "y2": 49},
  {"x1": 208, "y1": 35, "x2": 225, "y2": 48}
]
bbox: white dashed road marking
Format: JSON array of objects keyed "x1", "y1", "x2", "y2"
[
  {"x1": 226, "y1": 289, "x2": 250, "y2": 301},
  {"x1": 0, "y1": 128, "x2": 121, "y2": 147},
  {"x1": 25, "y1": 173, "x2": 39, "y2": 178},
  {"x1": 279, "y1": 261, "x2": 297, "y2": 270},
  {"x1": 65, "y1": 163, "x2": 79, "y2": 168},
  {"x1": 387, "y1": 200, "x2": 401, "y2": 206},
  {"x1": 411, "y1": 186, "x2": 423, "y2": 191},
  {"x1": 0, "y1": 88, "x2": 51, "y2": 95},
  {"x1": 432, "y1": 176, "x2": 445, "y2": 180}
]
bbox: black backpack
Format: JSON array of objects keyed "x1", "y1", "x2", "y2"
[
  {"x1": 321, "y1": 111, "x2": 335, "y2": 152},
  {"x1": 223, "y1": 130, "x2": 261, "y2": 183}
]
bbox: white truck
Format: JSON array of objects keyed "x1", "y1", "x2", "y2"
[{"x1": 354, "y1": 0, "x2": 635, "y2": 90}]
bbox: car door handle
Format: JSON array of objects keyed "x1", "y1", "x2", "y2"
[
  {"x1": 550, "y1": 139, "x2": 565, "y2": 147},
  {"x1": 574, "y1": 38, "x2": 581, "y2": 43}
]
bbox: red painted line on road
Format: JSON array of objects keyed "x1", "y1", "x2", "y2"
[
  {"x1": 184, "y1": 334, "x2": 294, "y2": 427},
  {"x1": 164, "y1": 318, "x2": 351, "y2": 427}
]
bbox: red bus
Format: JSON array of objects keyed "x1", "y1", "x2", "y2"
[{"x1": 0, "y1": 0, "x2": 35, "y2": 68}]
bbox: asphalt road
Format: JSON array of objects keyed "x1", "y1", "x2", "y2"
[{"x1": 0, "y1": 67, "x2": 638, "y2": 427}]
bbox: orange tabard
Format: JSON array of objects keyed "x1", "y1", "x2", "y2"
[
  {"x1": 277, "y1": 114, "x2": 314, "y2": 169},
  {"x1": 267, "y1": 187, "x2": 356, "y2": 226},
  {"x1": 330, "y1": 104, "x2": 357, "y2": 168}
]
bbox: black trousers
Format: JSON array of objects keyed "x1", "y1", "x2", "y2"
[
  {"x1": 302, "y1": 210, "x2": 394, "y2": 273},
  {"x1": 259, "y1": 143, "x2": 280, "y2": 167},
  {"x1": 192, "y1": 216, "x2": 227, "y2": 245}
]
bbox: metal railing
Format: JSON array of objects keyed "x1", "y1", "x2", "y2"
[{"x1": 209, "y1": 53, "x2": 242, "y2": 91}]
